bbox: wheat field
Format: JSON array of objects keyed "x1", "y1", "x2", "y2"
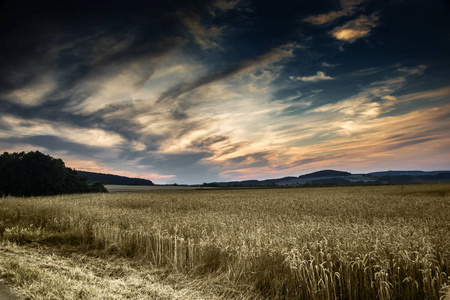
[{"x1": 1, "y1": 184, "x2": 449, "y2": 299}]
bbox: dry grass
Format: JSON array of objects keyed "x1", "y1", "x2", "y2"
[
  {"x1": 1, "y1": 184, "x2": 450, "y2": 299},
  {"x1": 0, "y1": 240, "x2": 227, "y2": 299}
]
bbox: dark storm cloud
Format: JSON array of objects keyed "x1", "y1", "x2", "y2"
[
  {"x1": 383, "y1": 127, "x2": 449, "y2": 152},
  {"x1": 0, "y1": 98, "x2": 145, "y2": 143},
  {"x1": 383, "y1": 137, "x2": 438, "y2": 152},
  {"x1": 227, "y1": 152, "x2": 272, "y2": 168},
  {"x1": 0, "y1": 0, "x2": 214, "y2": 95},
  {"x1": 189, "y1": 135, "x2": 229, "y2": 151},
  {"x1": 285, "y1": 153, "x2": 350, "y2": 170},
  {"x1": 156, "y1": 45, "x2": 296, "y2": 103},
  {"x1": 0, "y1": 135, "x2": 105, "y2": 157},
  {"x1": 55, "y1": 36, "x2": 186, "y2": 93},
  {"x1": 0, "y1": 0, "x2": 244, "y2": 168},
  {"x1": 214, "y1": 141, "x2": 253, "y2": 159},
  {"x1": 386, "y1": 129, "x2": 444, "y2": 144},
  {"x1": 156, "y1": 58, "x2": 257, "y2": 103}
]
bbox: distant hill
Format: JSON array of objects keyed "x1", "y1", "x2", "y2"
[
  {"x1": 419, "y1": 173, "x2": 450, "y2": 181},
  {"x1": 368, "y1": 170, "x2": 446, "y2": 177},
  {"x1": 76, "y1": 171, "x2": 154, "y2": 186},
  {"x1": 374, "y1": 172, "x2": 450, "y2": 184},
  {"x1": 203, "y1": 170, "x2": 353, "y2": 187},
  {"x1": 299, "y1": 170, "x2": 351, "y2": 179},
  {"x1": 202, "y1": 169, "x2": 450, "y2": 187}
]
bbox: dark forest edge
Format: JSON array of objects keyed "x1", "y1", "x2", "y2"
[
  {"x1": 76, "y1": 170, "x2": 154, "y2": 186},
  {"x1": 0, "y1": 151, "x2": 107, "y2": 197}
]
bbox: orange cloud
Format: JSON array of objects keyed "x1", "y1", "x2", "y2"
[{"x1": 330, "y1": 14, "x2": 379, "y2": 42}]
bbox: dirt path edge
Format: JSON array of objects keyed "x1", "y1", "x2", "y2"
[{"x1": 0, "y1": 281, "x2": 20, "y2": 300}]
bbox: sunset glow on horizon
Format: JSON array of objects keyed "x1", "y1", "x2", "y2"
[{"x1": 1, "y1": 0, "x2": 449, "y2": 184}]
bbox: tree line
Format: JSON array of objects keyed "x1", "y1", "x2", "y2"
[{"x1": 0, "y1": 151, "x2": 107, "y2": 196}]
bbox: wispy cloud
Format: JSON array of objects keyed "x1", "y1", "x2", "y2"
[
  {"x1": 184, "y1": 14, "x2": 223, "y2": 49},
  {"x1": 322, "y1": 62, "x2": 338, "y2": 68},
  {"x1": 184, "y1": 1, "x2": 242, "y2": 49},
  {"x1": 397, "y1": 85, "x2": 450, "y2": 102},
  {"x1": 311, "y1": 69, "x2": 417, "y2": 118},
  {"x1": 398, "y1": 65, "x2": 427, "y2": 76},
  {"x1": 290, "y1": 71, "x2": 334, "y2": 82},
  {"x1": 157, "y1": 43, "x2": 299, "y2": 103},
  {"x1": 213, "y1": 0, "x2": 240, "y2": 12},
  {"x1": 330, "y1": 13, "x2": 379, "y2": 43},
  {"x1": 303, "y1": 0, "x2": 364, "y2": 25}
]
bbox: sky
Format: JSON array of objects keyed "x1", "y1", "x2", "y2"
[{"x1": 1, "y1": 0, "x2": 449, "y2": 184}]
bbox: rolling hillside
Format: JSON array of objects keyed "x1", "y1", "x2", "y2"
[
  {"x1": 203, "y1": 169, "x2": 450, "y2": 187},
  {"x1": 76, "y1": 171, "x2": 154, "y2": 186}
]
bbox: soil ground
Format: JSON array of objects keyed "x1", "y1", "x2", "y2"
[{"x1": 0, "y1": 281, "x2": 20, "y2": 300}]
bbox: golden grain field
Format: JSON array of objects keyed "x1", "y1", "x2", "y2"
[{"x1": 1, "y1": 184, "x2": 450, "y2": 299}]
